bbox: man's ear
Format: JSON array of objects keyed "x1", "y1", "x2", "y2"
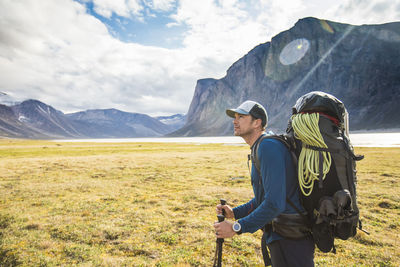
[{"x1": 252, "y1": 118, "x2": 262, "y2": 129}]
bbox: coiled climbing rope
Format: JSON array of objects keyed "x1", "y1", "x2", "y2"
[{"x1": 291, "y1": 113, "x2": 331, "y2": 196}]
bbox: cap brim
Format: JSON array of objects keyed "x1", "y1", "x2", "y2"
[{"x1": 226, "y1": 108, "x2": 250, "y2": 118}]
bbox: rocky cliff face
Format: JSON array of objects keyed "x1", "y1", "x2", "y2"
[{"x1": 173, "y1": 17, "x2": 400, "y2": 136}]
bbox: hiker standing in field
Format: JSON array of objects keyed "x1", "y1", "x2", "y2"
[{"x1": 213, "y1": 100, "x2": 315, "y2": 266}]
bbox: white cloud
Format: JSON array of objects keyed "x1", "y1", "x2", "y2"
[
  {"x1": 92, "y1": 0, "x2": 143, "y2": 18},
  {"x1": 0, "y1": 0, "x2": 399, "y2": 116},
  {"x1": 0, "y1": 0, "x2": 180, "y2": 114},
  {"x1": 90, "y1": 0, "x2": 176, "y2": 19},
  {"x1": 150, "y1": 0, "x2": 176, "y2": 12},
  {"x1": 127, "y1": 0, "x2": 144, "y2": 15},
  {"x1": 171, "y1": 0, "x2": 268, "y2": 77},
  {"x1": 301, "y1": 0, "x2": 400, "y2": 26}
]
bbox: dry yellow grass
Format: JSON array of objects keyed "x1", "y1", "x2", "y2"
[{"x1": 0, "y1": 139, "x2": 399, "y2": 266}]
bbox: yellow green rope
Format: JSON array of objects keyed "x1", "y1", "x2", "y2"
[{"x1": 291, "y1": 113, "x2": 331, "y2": 196}]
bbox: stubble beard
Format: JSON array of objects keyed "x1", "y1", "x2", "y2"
[{"x1": 234, "y1": 127, "x2": 252, "y2": 138}]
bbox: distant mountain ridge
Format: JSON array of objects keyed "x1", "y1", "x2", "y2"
[
  {"x1": 67, "y1": 109, "x2": 175, "y2": 138},
  {"x1": 172, "y1": 17, "x2": 400, "y2": 136},
  {"x1": 156, "y1": 114, "x2": 187, "y2": 129},
  {"x1": 0, "y1": 98, "x2": 185, "y2": 139}
]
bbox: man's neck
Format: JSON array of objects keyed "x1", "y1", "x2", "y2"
[{"x1": 242, "y1": 130, "x2": 264, "y2": 147}]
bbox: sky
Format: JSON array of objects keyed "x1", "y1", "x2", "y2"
[{"x1": 0, "y1": 0, "x2": 399, "y2": 116}]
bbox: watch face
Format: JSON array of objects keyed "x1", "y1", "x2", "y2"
[{"x1": 233, "y1": 222, "x2": 241, "y2": 232}]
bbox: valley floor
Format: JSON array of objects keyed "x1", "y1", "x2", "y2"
[{"x1": 0, "y1": 140, "x2": 399, "y2": 266}]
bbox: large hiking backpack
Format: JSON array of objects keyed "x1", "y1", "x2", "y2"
[{"x1": 252, "y1": 91, "x2": 364, "y2": 253}]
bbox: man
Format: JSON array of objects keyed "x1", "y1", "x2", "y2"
[{"x1": 213, "y1": 100, "x2": 315, "y2": 266}]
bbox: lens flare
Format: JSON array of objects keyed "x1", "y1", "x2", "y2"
[
  {"x1": 279, "y1": 38, "x2": 310, "y2": 65},
  {"x1": 320, "y1": 20, "x2": 334, "y2": 34}
]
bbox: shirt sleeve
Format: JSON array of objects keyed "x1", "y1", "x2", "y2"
[
  {"x1": 238, "y1": 139, "x2": 287, "y2": 233},
  {"x1": 232, "y1": 198, "x2": 256, "y2": 219}
]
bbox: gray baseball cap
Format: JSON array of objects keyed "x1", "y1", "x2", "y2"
[{"x1": 226, "y1": 100, "x2": 268, "y2": 127}]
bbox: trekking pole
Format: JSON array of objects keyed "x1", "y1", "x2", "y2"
[{"x1": 213, "y1": 199, "x2": 226, "y2": 267}]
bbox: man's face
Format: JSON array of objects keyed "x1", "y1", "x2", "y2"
[{"x1": 233, "y1": 113, "x2": 257, "y2": 137}]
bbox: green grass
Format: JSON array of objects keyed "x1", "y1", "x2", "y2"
[{"x1": 0, "y1": 139, "x2": 399, "y2": 266}]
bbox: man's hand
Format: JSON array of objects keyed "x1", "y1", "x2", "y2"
[
  {"x1": 216, "y1": 204, "x2": 234, "y2": 219},
  {"x1": 213, "y1": 221, "x2": 236, "y2": 238}
]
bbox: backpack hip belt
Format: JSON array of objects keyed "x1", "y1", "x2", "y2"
[{"x1": 271, "y1": 213, "x2": 311, "y2": 239}]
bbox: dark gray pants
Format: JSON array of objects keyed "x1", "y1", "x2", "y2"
[{"x1": 263, "y1": 235, "x2": 315, "y2": 267}]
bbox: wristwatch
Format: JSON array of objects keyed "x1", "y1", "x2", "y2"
[{"x1": 232, "y1": 221, "x2": 242, "y2": 235}]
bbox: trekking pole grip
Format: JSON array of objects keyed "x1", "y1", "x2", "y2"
[
  {"x1": 217, "y1": 199, "x2": 226, "y2": 222},
  {"x1": 220, "y1": 199, "x2": 226, "y2": 217}
]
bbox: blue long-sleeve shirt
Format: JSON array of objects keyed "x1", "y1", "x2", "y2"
[{"x1": 232, "y1": 136, "x2": 304, "y2": 244}]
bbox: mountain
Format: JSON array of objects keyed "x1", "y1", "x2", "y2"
[
  {"x1": 0, "y1": 100, "x2": 176, "y2": 139},
  {"x1": 67, "y1": 109, "x2": 174, "y2": 138},
  {"x1": 156, "y1": 114, "x2": 186, "y2": 131},
  {"x1": 0, "y1": 92, "x2": 19, "y2": 106},
  {"x1": 11, "y1": 100, "x2": 85, "y2": 138},
  {"x1": 172, "y1": 17, "x2": 400, "y2": 136},
  {"x1": 0, "y1": 104, "x2": 47, "y2": 139}
]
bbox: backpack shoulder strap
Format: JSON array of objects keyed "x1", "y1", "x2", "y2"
[
  {"x1": 251, "y1": 134, "x2": 296, "y2": 174},
  {"x1": 250, "y1": 134, "x2": 307, "y2": 219},
  {"x1": 250, "y1": 135, "x2": 267, "y2": 174}
]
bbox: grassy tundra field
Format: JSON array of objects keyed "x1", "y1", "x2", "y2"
[{"x1": 0, "y1": 139, "x2": 399, "y2": 266}]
